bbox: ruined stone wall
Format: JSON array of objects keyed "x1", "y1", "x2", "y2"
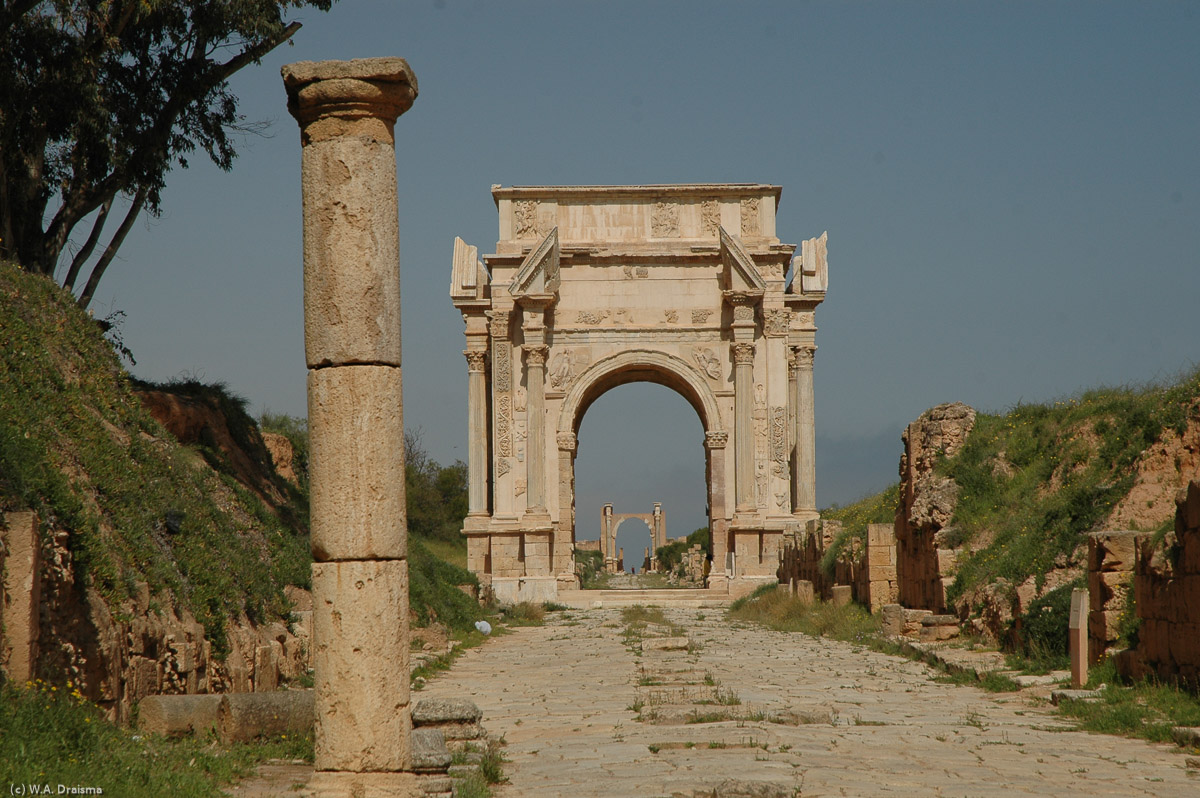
[
  {"x1": 776, "y1": 519, "x2": 859, "y2": 600},
  {"x1": 894, "y1": 403, "x2": 975, "y2": 612},
  {"x1": 1122, "y1": 481, "x2": 1200, "y2": 688},
  {"x1": 2, "y1": 510, "x2": 310, "y2": 723},
  {"x1": 1087, "y1": 531, "x2": 1139, "y2": 664}
]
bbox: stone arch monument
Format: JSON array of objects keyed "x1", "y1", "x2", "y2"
[
  {"x1": 450, "y1": 184, "x2": 828, "y2": 602},
  {"x1": 600, "y1": 502, "x2": 667, "y2": 573}
]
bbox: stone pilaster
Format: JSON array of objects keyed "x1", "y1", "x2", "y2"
[
  {"x1": 489, "y1": 310, "x2": 514, "y2": 518},
  {"x1": 464, "y1": 349, "x2": 489, "y2": 517},
  {"x1": 284, "y1": 57, "x2": 418, "y2": 792},
  {"x1": 523, "y1": 344, "x2": 550, "y2": 517},
  {"x1": 793, "y1": 346, "x2": 817, "y2": 516},
  {"x1": 731, "y1": 341, "x2": 757, "y2": 514}
]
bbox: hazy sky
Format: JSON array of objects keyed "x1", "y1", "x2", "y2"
[{"x1": 89, "y1": 2, "x2": 1199, "y2": 555}]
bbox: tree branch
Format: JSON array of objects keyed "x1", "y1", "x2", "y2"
[
  {"x1": 213, "y1": 21, "x2": 301, "y2": 83},
  {"x1": 77, "y1": 187, "x2": 145, "y2": 309},
  {"x1": 63, "y1": 196, "x2": 111, "y2": 290}
]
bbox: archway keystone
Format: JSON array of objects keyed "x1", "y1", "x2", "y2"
[{"x1": 450, "y1": 184, "x2": 829, "y2": 601}]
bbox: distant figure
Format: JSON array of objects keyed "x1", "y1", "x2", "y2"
[{"x1": 631, "y1": 567, "x2": 637, "y2": 576}]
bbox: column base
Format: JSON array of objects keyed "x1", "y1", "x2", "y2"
[
  {"x1": 307, "y1": 771, "x2": 422, "y2": 797},
  {"x1": 556, "y1": 573, "x2": 581, "y2": 590},
  {"x1": 520, "y1": 509, "x2": 553, "y2": 530}
]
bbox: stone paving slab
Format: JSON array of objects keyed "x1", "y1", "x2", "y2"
[{"x1": 416, "y1": 608, "x2": 1197, "y2": 797}]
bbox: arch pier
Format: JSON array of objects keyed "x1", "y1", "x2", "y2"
[{"x1": 450, "y1": 184, "x2": 829, "y2": 602}]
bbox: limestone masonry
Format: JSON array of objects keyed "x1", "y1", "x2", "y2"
[{"x1": 450, "y1": 185, "x2": 829, "y2": 601}]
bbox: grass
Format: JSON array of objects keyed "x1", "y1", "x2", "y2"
[
  {"x1": 1053, "y1": 659, "x2": 1200, "y2": 744},
  {"x1": 0, "y1": 261, "x2": 307, "y2": 653},
  {"x1": 940, "y1": 372, "x2": 1200, "y2": 601},
  {"x1": 819, "y1": 483, "x2": 901, "y2": 579},
  {"x1": 502, "y1": 602, "x2": 546, "y2": 626},
  {"x1": 728, "y1": 584, "x2": 881, "y2": 644},
  {"x1": 0, "y1": 681, "x2": 311, "y2": 797}
]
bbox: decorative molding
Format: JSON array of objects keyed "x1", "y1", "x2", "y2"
[
  {"x1": 663, "y1": 309, "x2": 678, "y2": 324},
  {"x1": 488, "y1": 310, "x2": 510, "y2": 340},
  {"x1": 464, "y1": 350, "x2": 487, "y2": 371},
  {"x1": 701, "y1": 200, "x2": 720, "y2": 236},
  {"x1": 691, "y1": 308, "x2": 714, "y2": 325},
  {"x1": 651, "y1": 202, "x2": 679, "y2": 237},
  {"x1": 510, "y1": 228, "x2": 560, "y2": 296},
  {"x1": 732, "y1": 303, "x2": 756, "y2": 324},
  {"x1": 730, "y1": 342, "x2": 756, "y2": 365},
  {"x1": 557, "y1": 432, "x2": 577, "y2": 452},
  {"x1": 704, "y1": 431, "x2": 728, "y2": 449},
  {"x1": 740, "y1": 197, "x2": 761, "y2": 236},
  {"x1": 496, "y1": 457, "x2": 511, "y2": 477},
  {"x1": 549, "y1": 348, "x2": 590, "y2": 391},
  {"x1": 524, "y1": 345, "x2": 549, "y2": 367},
  {"x1": 763, "y1": 308, "x2": 789, "y2": 337},
  {"x1": 693, "y1": 347, "x2": 721, "y2": 380}
]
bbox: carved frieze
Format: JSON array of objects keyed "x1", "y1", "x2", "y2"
[
  {"x1": 557, "y1": 432, "x2": 577, "y2": 452},
  {"x1": 701, "y1": 200, "x2": 720, "y2": 236},
  {"x1": 693, "y1": 347, "x2": 721, "y2": 380},
  {"x1": 514, "y1": 386, "x2": 527, "y2": 413},
  {"x1": 664, "y1": 309, "x2": 678, "y2": 324},
  {"x1": 760, "y1": 262, "x2": 784, "y2": 280},
  {"x1": 732, "y1": 304, "x2": 756, "y2": 324},
  {"x1": 691, "y1": 309, "x2": 714, "y2": 325},
  {"x1": 704, "y1": 431, "x2": 728, "y2": 449},
  {"x1": 770, "y1": 406, "x2": 788, "y2": 477},
  {"x1": 549, "y1": 348, "x2": 590, "y2": 391},
  {"x1": 622, "y1": 265, "x2": 650, "y2": 279},
  {"x1": 763, "y1": 309, "x2": 788, "y2": 338},
  {"x1": 514, "y1": 479, "x2": 526, "y2": 497},
  {"x1": 730, "y1": 342, "x2": 756, "y2": 365},
  {"x1": 496, "y1": 394, "x2": 512, "y2": 457},
  {"x1": 740, "y1": 197, "x2": 761, "y2": 236},
  {"x1": 496, "y1": 458, "x2": 511, "y2": 477},
  {"x1": 494, "y1": 341, "x2": 512, "y2": 392},
  {"x1": 651, "y1": 202, "x2": 679, "y2": 237},
  {"x1": 577, "y1": 310, "x2": 609, "y2": 325},
  {"x1": 514, "y1": 200, "x2": 538, "y2": 238}
]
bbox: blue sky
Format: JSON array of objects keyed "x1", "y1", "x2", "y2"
[{"x1": 91, "y1": 1, "x2": 1199, "y2": 553}]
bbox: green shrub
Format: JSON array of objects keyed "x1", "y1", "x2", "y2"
[
  {"x1": 655, "y1": 526, "x2": 710, "y2": 572},
  {"x1": 1015, "y1": 581, "x2": 1081, "y2": 669}
]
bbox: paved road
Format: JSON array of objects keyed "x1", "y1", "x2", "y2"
[{"x1": 418, "y1": 607, "x2": 1196, "y2": 798}]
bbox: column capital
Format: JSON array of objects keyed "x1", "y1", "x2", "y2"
[
  {"x1": 487, "y1": 309, "x2": 511, "y2": 339},
  {"x1": 524, "y1": 345, "x2": 549, "y2": 367},
  {"x1": 793, "y1": 345, "x2": 815, "y2": 369},
  {"x1": 463, "y1": 350, "x2": 487, "y2": 372},
  {"x1": 730, "y1": 342, "x2": 756, "y2": 365},
  {"x1": 283, "y1": 58, "x2": 417, "y2": 141}
]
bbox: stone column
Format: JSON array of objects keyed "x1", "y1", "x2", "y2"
[
  {"x1": 731, "y1": 342, "x2": 757, "y2": 513},
  {"x1": 283, "y1": 57, "x2": 419, "y2": 796},
  {"x1": 555, "y1": 432, "x2": 580, "y2": 588},
  {"x1": 788, "y1": 351, "x2": 800, "y2": 510},
  {"x1": 523, "y1": 344, "x2": 549, "y2": 517},
  {"x1": 793, "y1": 346, "x2": 816, "y2": 515},
  {"x1": 464, "y1": 350, "x2": 489, "y2": 517},
  {"x1": 705, "y1": 432, "x2": 730, "y2": 587}
]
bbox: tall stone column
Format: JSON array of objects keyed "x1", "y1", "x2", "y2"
[
  {"x1": 523, "y1": 344, "x2": 549, "y2": 517},
  {"x1": 464, "y1": 350, "x2": 489, "y2": 517},
  {"x1": 731, "y1": 342, "x2": 757, "y2": 513},
  {"x1": 794, "y1": 346, "x2": 817, "y2": 515},
  {"x1": 788, "y1": 350, "x2": 800, "y2": 512},
  {"x1": 705, "y1": 432, "x2": 729, "y2": 586},
  {"x1": 283, "y1": 58, "x2": 419, "y2": 797}
]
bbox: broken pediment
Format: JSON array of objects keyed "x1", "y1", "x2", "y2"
[
  {"x1": 718, "y1": 226, "x2": 767, "y2": 297},
  {"x1": 787, "y1": 232, "x2": 828, "y2": 295},
  {"x1": 509, "y1": 227, "x2": 560, "y2": 298},
  {"x1": 450, "y1": 236, "x2": 490, "y2": 303}
]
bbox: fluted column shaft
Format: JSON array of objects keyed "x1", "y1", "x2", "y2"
[
  {"x1": 732, "y1": 342, "x2": 757, "y2": 513},
  {"x1": 795, "y1": 346, "x2": 817, "y2": 514},
  {"x1": 524, "y1": 345, "x2": 548, "y2": 513},
  {"x1": 465, "y1": 350, "x2": 488, "y2": 516}
]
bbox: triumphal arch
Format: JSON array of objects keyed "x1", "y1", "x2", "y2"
[{"x1": 450, "y1": 184, "x2": 828, "y2": 602}]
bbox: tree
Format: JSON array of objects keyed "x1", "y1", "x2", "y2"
[{"x1": 0, "y1": 1, "x2": 332, "y2": 307}]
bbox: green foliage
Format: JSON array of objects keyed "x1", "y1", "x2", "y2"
[
  {"x1": 943, "y1": 371, "x2": 1200, "y2": 601},
  {"x1": 819, "y1": 483, "x2": 900, "y2": 578},
  {"x1": 1015, "y1": 580, "x2": 1081, "y2": 669},
  {"x1": 405, "y1": 431, "x2": 469, "y2": 544},
  {"x1": 654, "y1": 526, "x2": 710, "y2": 572},
  {"x1": 501, "y1": 602, "x2": 545, "y2": 626},
  {"x1": 408, "y1": 538, "x2": 482, "y2": 635},
  {"x1": 0, "y1": 263, "x2": 306, "y2": 651},
  {"x1": 575, "y1": 548, "x2": 605, "y2": 588},
  {"x1": 0, "y1": 1, "x2": 333, "y2": 305},
  {"x1": 0, "y1": 680, "x2": 310, "y2": 796}
]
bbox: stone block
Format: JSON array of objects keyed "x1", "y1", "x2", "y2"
[
  {"x1": 309, "y1": 366, "x2": 406, "y2": 561},
  {"x1": 254, "y1": 642, "x2": 281, "y2": 692},
  {"x1": 0, "y1": 511, "x2": 39, "y2": 684},
  {"x1": 1088, "y1": 531, "x2": 1140, "y2": 572},
  {"x1": 306, "y1": 771, "x2": 422, "y2": 798},
  {"x1": 868, "y1": 580, "x2": 896, "y2": 610},
  {"x1": 867, "y1": 564, "x2": 896, "y2": 582},
  {"x1": 935, "y1": 548, "x2": 958, "y2": 573},
  {"x1": 866, "y1": 523, "x2": 894, "y2": 548},
  {"x1": 867, "y1": 545, "x2": 894, "y2": 567},
  {"x1": 218, "y1": 691, "x2": 315, "y2": 743},
  {"x1": 830, "y1": 585, "x2": 853, "y2": 607},
  {"x1": 411, "y1": 727, "x2": 452, "y2": 773},
  {"x1": 138, "y1": 694, "x2": 222, "y2": 737},
  {"x1": 300, "y1": 132, "x2": 403, "y2": 368},
  {"x1": 312, "y1": 560, "x2": 411, "y2": 771},
  {"x1": 793, "y1": 579, "x2": 815, "y2": 605}
]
